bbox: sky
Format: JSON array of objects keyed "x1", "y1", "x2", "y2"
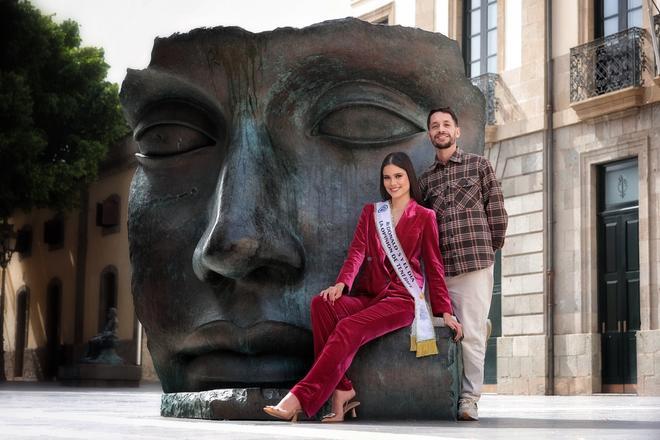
[{"x1": 32, "y1": 0, "x2": 352, "y2": 85}]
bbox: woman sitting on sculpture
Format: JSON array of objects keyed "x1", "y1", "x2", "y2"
[{"x1": 264, "y1": 152, "x2": 463, "y2": 423}]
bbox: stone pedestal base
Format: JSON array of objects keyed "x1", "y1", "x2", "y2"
[
  {"x1": 162, "y1": 388, "x2": 292, "y2": 420},
  {"x1": 58, "y1": 364, "x2": 142, "y2": 387},
  {"x1": 161, "y1": 326, "x2": 462, "y2": 420}
]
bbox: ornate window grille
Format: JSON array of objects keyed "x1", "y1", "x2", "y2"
[
  {"x1": 471, "y1": 72, "x2": 500, "y2": 125},
  {"x1": 570, "y1": 27, "x2": 646, "y2": 103}
]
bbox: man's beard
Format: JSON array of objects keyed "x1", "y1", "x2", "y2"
[{"x1": 432, "y1": 135, "x2": 454, "y2": 150}]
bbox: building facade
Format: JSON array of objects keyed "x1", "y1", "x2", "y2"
[
  {"x1": 2, "y1": 0, "x2": 659, "y2": 395},
  {"x1": 2, "y1": 137, "x2": 157, "y2": 382},
  {"x1": 352, "y1": 0, "x2": 660, "y2": 396}
]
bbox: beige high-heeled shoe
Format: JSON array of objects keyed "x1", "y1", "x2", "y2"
[
  {"x1": 321, "y1": 400, "x2": 360, "y2": 423},
  {"x1": 263, "y1": 405, "x2": 303, "y2": 422}
]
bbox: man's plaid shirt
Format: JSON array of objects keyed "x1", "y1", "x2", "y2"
[{"x1": 419, "y1": 148, "x2": 507, "y2": 277}]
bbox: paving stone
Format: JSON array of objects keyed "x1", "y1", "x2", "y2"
[{"x1": 2, "y1": 383, "x2": 660, "y2": 439}]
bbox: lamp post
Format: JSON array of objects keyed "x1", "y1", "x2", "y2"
[{"x1": 0, "y1": 221, "x2": 17, "y2": 381}]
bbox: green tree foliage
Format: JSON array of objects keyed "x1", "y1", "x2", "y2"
[{"x1": 0, "y1": 0, "x2": 128, "y2": 219}]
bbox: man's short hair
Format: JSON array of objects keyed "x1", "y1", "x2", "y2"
[{"x1": 427, "y1": 107, "x2": 459, "y2": 129}]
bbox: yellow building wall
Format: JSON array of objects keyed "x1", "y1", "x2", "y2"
[
  {"x1": 6, "y1": 208, "x2": 80, "y2": 352},
  {"x1": 83, "y1": 168, "x2": 134, "y2": 342}
]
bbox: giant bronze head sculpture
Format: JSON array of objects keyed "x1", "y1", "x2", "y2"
[{"x1": 120, "y1": 18, "x2": 484, "y2": 393}]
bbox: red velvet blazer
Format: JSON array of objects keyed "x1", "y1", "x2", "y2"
[{"x1": 335, "y1": 200, "x2": 452, "y2": 316}]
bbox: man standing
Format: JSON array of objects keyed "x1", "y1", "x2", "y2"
[{"x1": 420, "y1": 107, "x2": 507, "y2": 421}]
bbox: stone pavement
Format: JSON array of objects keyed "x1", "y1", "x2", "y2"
[{"x1": 1, "y1": 382, "x2": 659, "y2": 439}]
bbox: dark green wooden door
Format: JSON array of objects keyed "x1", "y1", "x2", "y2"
[
  {"x1": 599, "y1": 210, "x2": 639, "y2": 391},
  {"x1": 484, "y1": 249, "x2": 501, "y2": 384},
  {"x1": 598, "y1": 159, "x2": 639, "y2": 393}
]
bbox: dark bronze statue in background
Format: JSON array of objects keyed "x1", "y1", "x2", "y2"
[
  {"x1": 81, "y1": 307, "x2": 123, "y2": 365},
  {"x1": 120, "y1": 18, "x2": 484, "y2": 415}
]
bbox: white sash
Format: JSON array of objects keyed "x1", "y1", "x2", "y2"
[{"x1": 374, "y1": 201, "x2": 438, "y2": 357}]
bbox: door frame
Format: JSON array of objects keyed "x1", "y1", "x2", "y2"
[
  {"x1": 577, "y1": 137, "x2": 650, "y2": 392},
  {"x1": 14, "y1": 287, "x2": 30, "y2": 377},
  {"x1": 46, "y1": 279, "x2": 62, "y2": 380}
]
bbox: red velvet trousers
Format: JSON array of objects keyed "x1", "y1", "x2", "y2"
[{"x1": 290, "y1": 291, "x2": 414, "y2": 417}]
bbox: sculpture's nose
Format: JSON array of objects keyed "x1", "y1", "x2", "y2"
[{"x1": 192, "y1": 114, "x2": 304, "y2": 284}]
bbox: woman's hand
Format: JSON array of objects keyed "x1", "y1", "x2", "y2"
[
  {"x1": 319, "y1": 283, "x2": 345, "y2": 305},
  {"x1": 443, "y1": 313, "x2": 463, "y2": 342}
]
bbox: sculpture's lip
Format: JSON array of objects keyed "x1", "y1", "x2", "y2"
[
  {"x1": 182, "y1": 352, "x2": 309, "y2": 387},
  {"x1": 178, "y1": 320, "x2": 312, "y2": 357},
  {"x1": 175, "y1": 320, "x2": 312, "y2": 387}
]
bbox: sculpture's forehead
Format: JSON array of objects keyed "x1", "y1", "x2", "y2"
[
  {"x1": 147, "y1": 24, "x2": 455, "y2": 90},
  {"x1": 120, "y1": 20, "x2": 485, "y2": 151}
]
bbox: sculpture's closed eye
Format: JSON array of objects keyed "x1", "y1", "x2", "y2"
[
  {"x1": 136, "y1": 123, "x2": 215, "y2": 158},
  {"x1": 313, "y1": 103, "x2": 422, "y2": 147},
  {"x1": 306, "y1": 80, "x2": 425, "y2": 149},
  {"x1": 133, "y1": 100, "x2": 222, "y2": 160}
]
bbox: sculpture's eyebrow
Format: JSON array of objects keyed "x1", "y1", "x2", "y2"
[
  {"x1": 263, "y1": 52, "x2": 430, "y2": 137},
  {"x1": 269, "y1": 54, "x2": 430, "y2": 108},
  {"x1": 120, "y1": 69, "x2": 224, "y2": 129}
]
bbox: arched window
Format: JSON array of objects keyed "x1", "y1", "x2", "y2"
[
  {"x1": 14, "y1": 287, "x2": 30, "y2": 377},
  {"x1": 98, "y1": 266, "x2": 118, "y2": 332}
]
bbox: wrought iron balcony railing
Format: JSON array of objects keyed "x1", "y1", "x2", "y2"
[
  {"x1": 471, "y1": 73, "x2": 500, "y2": 125},
  {"x1": 570, "y1": 27, "x2": 647, "y2": 103}
]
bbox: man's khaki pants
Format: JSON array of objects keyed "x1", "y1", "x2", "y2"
[{"x1": 446, "y1": 264, "x2": 494, "y2": 402}]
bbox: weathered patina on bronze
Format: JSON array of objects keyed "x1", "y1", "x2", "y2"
[{"x1": 120, "y1": 18, "x2": 484, "y2": 417}]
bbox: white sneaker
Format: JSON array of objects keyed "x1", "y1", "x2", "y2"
[{"x1": 457, "y1": 399, "x2": 478, "y2": 421}]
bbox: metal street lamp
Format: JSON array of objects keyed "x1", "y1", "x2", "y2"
[{"x1": 0, "y1": 221, "x2": 17, "y2": 381}]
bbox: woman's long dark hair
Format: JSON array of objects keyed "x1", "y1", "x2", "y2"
[{"x1": 379, "y1": 152, "x2": 423, "y2": 204}]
